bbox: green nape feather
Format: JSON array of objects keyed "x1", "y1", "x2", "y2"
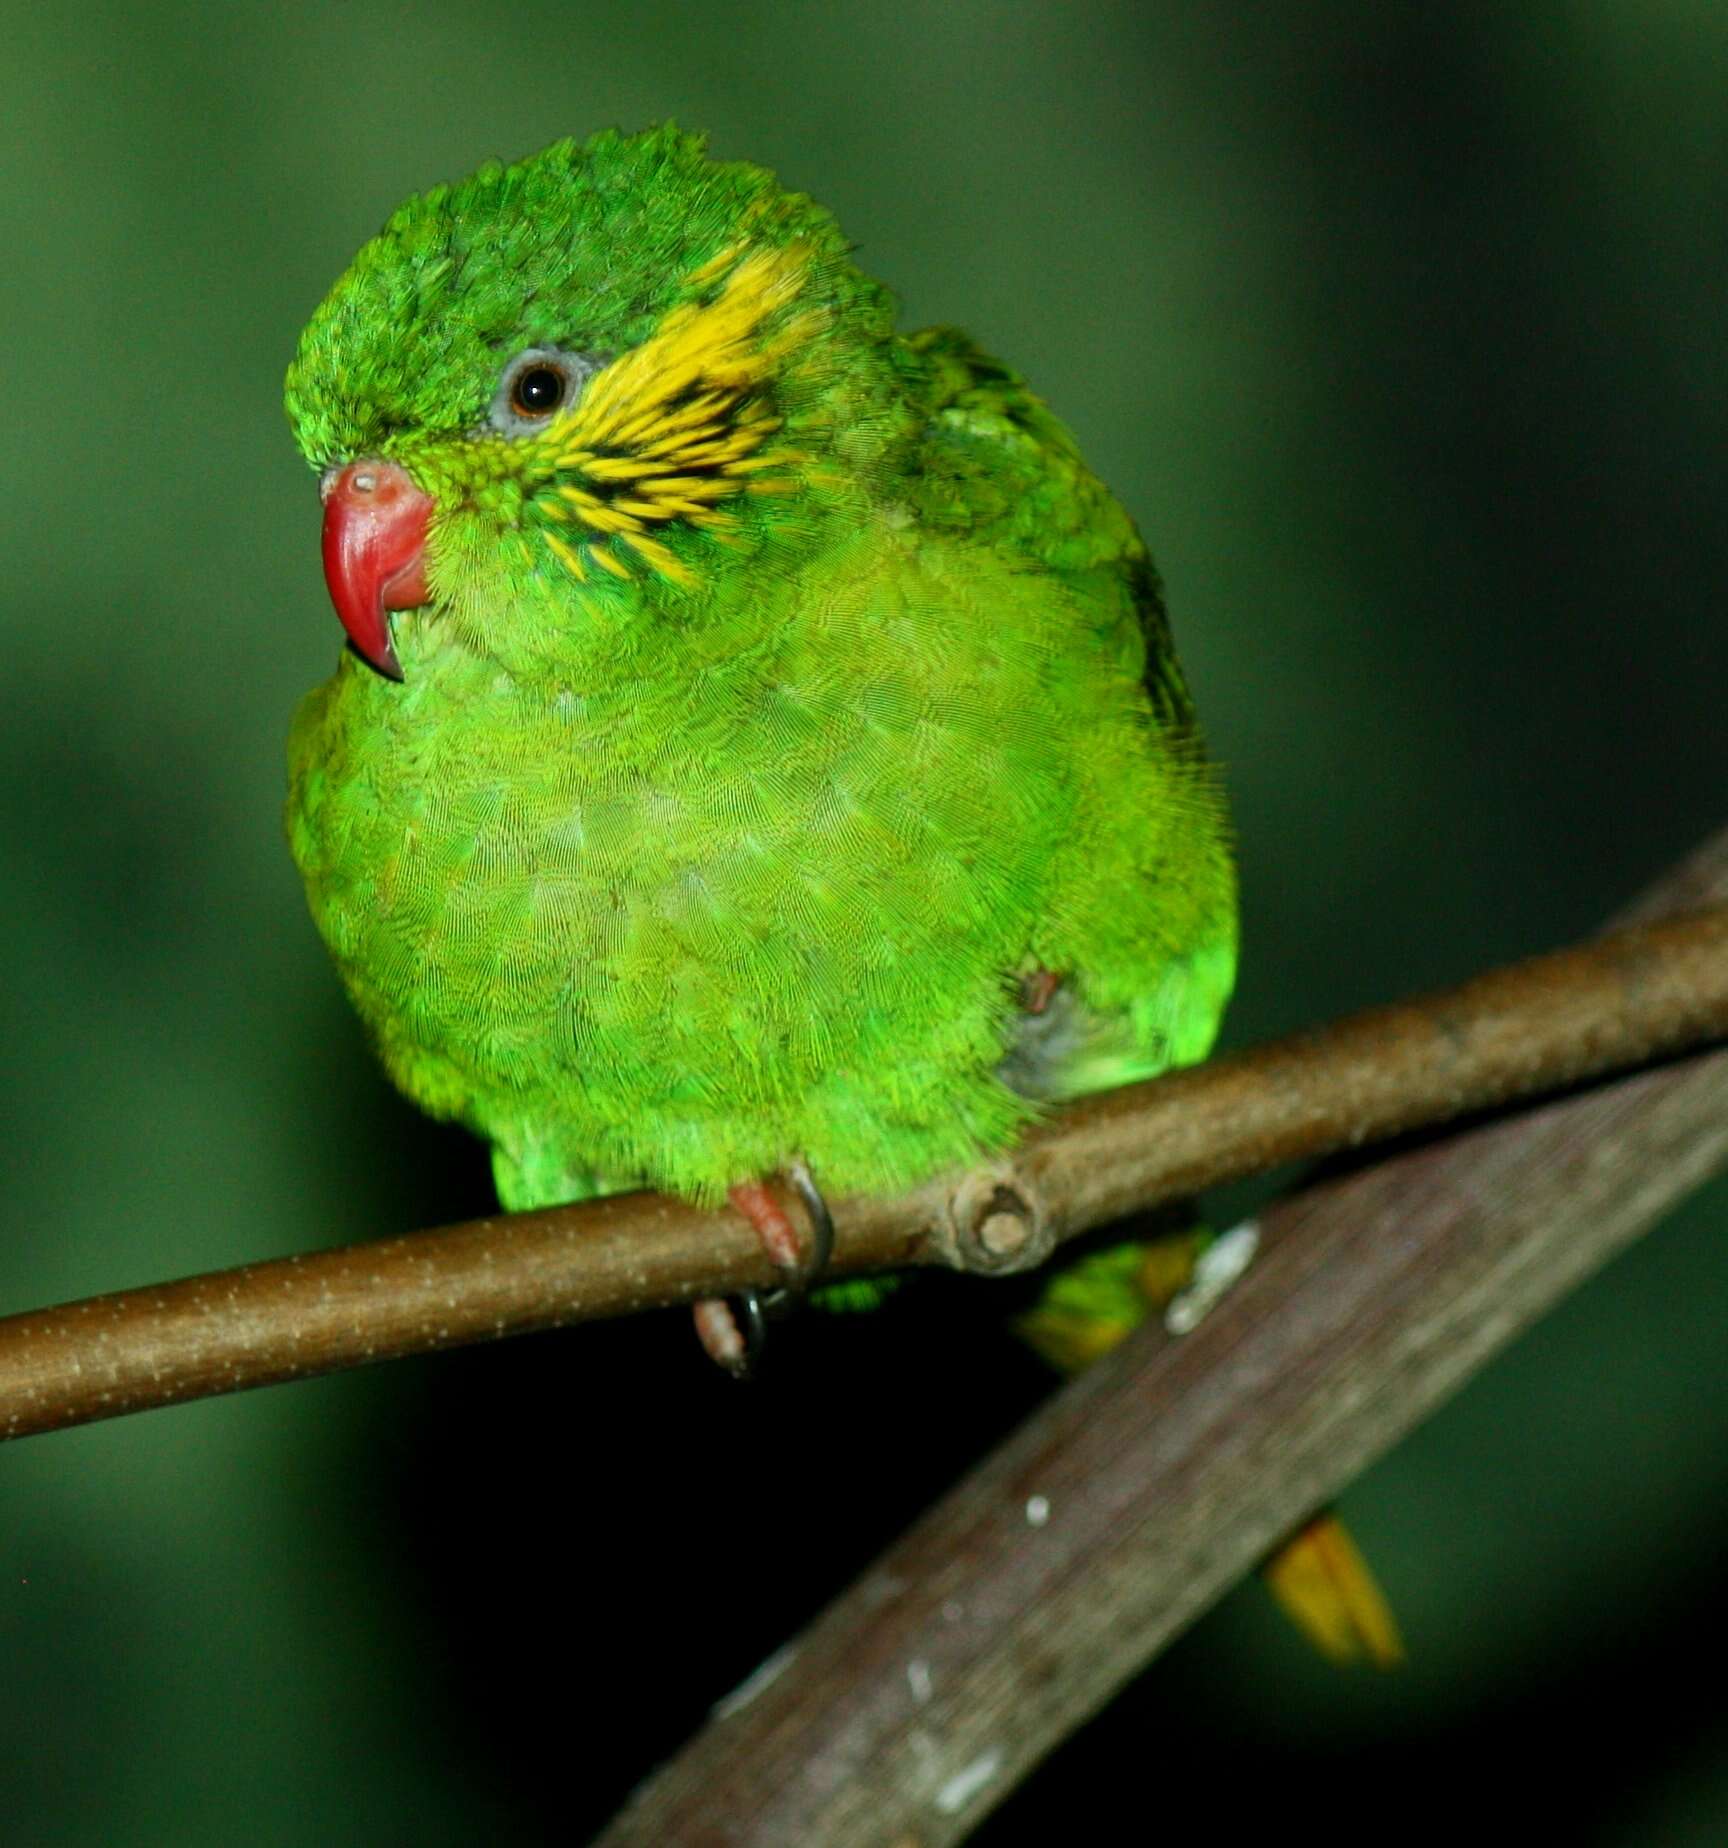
[{"x1": 283, "y1": 126, "x2": 1236, "y2": 1217}]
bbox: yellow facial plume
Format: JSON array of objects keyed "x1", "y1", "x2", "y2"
[{"x1": 527, "y1": 245, "x2": 818, "y2": 586}]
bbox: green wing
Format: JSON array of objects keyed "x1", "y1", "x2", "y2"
[
  {"x1": 902, "y1": 326, "x2": 1195, "y2": 730},
  {"x1": 902, "y1": 325, "x2": 1237, "y2": 1102}
]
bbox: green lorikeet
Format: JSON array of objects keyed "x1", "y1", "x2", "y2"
[{"x1": 283, "y1": 126, "x2": 1237, "y2": 1365}]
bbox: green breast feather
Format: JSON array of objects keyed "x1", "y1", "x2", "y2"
[{"x1": 284, "y1": 126, "x2": 1236, "y2": 1214}]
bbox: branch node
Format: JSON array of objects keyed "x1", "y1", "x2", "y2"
[{"x1": 934, "y1": 1167, "x2": 1055, "y2": 1276}]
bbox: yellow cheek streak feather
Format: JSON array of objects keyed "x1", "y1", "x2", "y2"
[
  {"x1": 618, "y1": 529, "x2": 698, "y2": 585},
  {"x1": 588, "y1": 541, "x2": 634, "y2": 580},
  {"x1": 540, "y1": 529, "x2": 588, "y2": 582},
  {"x1": 526, "y1": 243, "x2": 820, "y2": 588},
  {"x1": 679, "y1": 239, "x2": 746, "y2": 290}
]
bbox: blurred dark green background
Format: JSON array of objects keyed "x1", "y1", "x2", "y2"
[{"x1": 2, "y1": 3, "x2": 1724, "y2": 1842}]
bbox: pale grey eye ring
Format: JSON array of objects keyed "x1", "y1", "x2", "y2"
[{"x1": 486, "y1": 346, "x2": 601, "y2": 437}]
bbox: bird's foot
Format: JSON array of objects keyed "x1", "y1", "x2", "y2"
[
  {"x1": 692, "y1": 1160, "x2": 834, "y2": 1378},
  {"x1": 1020, "y1": 966, "x2": 1061, "y2": 1015}
]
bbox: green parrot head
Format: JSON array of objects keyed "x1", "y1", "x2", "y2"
[{"x1": 285, "y1": 126, "x2": 900, "y2": 679}]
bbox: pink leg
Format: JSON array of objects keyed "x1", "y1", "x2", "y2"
[{"x1": 725, "y1": 1179, "x2": 805, "y2": 1270}]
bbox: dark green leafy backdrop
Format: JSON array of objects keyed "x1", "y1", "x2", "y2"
[{"x1": 2, "y1": 3, "x2": 1724, "y2": 1841}]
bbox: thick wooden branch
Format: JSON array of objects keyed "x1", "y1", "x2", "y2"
[
  {"x1": 0, "y1": 852, "x2": 1723, "y2": 1444},
  {"x1": 598, "y1": 830, "x2": 1728, "y2": 1847}
]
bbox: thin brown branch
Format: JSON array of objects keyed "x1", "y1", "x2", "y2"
[
  {"x1": 0, "y1": 854, "x2": 1724, "y2": 1444},
  {"x1": 599, "y1": 829, "x2": 1728, "y2": 1847}
]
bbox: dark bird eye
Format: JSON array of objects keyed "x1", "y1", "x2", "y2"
[{"x1": 511, "y1": 366, "x2": 565, "y2": 416}]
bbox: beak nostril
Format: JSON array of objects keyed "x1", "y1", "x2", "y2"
[{"x1": 352, "y1": 471, "x2": 377, "y2": 493}]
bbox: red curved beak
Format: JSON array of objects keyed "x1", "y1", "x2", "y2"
[{"x1": 320, "y1": 459, "x2": 433, "y2": 681}]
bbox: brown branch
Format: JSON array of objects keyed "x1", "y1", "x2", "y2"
[
  {"x1": 0, "y1": 851, "x2": 1724, "y2": 1444},
  {"x1": 597, "y1": 829, "x2": 1728, "y2": 1847}
]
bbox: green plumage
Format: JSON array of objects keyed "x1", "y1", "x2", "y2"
[{"x1": 284, "y1": 127, "x2": 1237, "y2": 1217}]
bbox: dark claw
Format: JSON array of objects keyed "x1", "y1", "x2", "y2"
[
  {"x1": 789, "y1": 1159, "x2": 836, "y2": 1279},
  {"x1": 731, "y1": 1286, "x2": 770, "y2": 1374}
]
